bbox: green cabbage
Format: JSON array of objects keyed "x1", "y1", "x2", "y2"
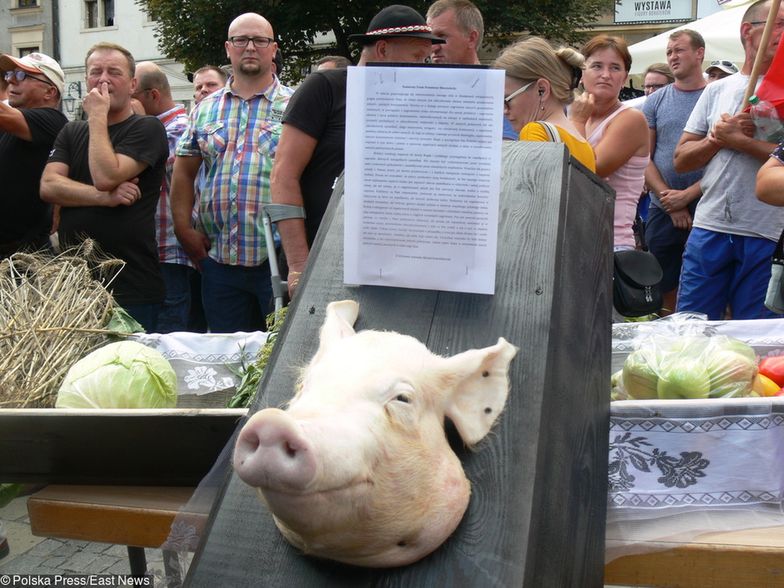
[{"x1": 56, "y1": 341, "x2": 177, "y2": 409}]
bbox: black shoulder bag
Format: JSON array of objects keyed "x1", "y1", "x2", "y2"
[{"x1": 613, "y1": 250, "x2": 663, "y2": 317}]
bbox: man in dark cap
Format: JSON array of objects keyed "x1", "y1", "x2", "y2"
[{"x1": 270, "y1": 4, "x2": 444, "y2": 298}]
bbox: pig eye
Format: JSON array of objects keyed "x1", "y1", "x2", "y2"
[{"x1": 394, "y1": 393, "x2": 411, "y2": 404}]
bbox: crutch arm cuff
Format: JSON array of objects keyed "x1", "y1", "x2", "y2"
[{"x1": 264, "y1": 204, "x2": 306, "y2": 222}]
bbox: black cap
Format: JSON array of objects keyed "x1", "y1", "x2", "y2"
[{"x1": 349, "y1": 5, "x2": 446, "y2": 45}]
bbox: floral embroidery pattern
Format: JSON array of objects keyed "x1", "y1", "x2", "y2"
[
  {"x1": 183, "y1": 366, "x2": 235, "y2": 392},
  {"x1": 608, "y1": 432, "x2": 710, "y2": 492}
]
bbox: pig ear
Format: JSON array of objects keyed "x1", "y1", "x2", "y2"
[
  {"x1": 311, "y1": 300, "x2": 360, "y2": 363},
  {"x1": 442, "y1": 338, "x2": 518, "y2": 446}
]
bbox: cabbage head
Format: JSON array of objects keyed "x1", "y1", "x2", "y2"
[{"x1": 56, "y1": 341, "x2": 177, "y2": 408}]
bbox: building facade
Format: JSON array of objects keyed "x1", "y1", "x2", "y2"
[{"x1": 1, "y1": 0, "x2": 56, "y2": 60}]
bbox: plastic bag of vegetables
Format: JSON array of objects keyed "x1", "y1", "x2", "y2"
[
  {"x1": 56, "y1": 341, "x2": 177, "y2": 409},
  {"x1": 620, "y1": 334, "x2": 757, "y2": 400}
]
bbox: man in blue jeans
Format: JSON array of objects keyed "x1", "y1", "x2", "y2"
[
  {"x1": 673, "y1": 0, "x2": 784, "y2": 319},
  {"x1": 171, "y1": 13, "x2": 293, "y2": 332},
  {"x1": 133, "y1": 61, "x2": 192, "y2": 333}
]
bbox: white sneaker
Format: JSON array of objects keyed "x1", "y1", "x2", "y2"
[{"x1": 0, "y1": 520, "x2": 8, "y2": 559}]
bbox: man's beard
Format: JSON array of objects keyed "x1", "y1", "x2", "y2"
[{"x1": 239, "y1": 60, "x2": 266, "y2": 76}]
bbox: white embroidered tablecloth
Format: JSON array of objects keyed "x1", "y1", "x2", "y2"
[
  {"x1": 607, "y1": 317, "x2": 784, "y2": 560},
  {"x1": 131, "y1": 331, "x2": 269, "y2": 406}
]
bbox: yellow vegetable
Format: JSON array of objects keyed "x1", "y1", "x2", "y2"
[{"x1": 752, "y1": 374, "x2": 781, "y2": 397}]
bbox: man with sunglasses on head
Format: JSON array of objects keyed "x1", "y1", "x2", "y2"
[
  {"x1": 171, "y1": 13, "x2": 293, "y2": 332},
  {"x1": 0, "y1": 52, "x2": 67, "y2": 258},
  {"x1": 705, "y1": 60, "x2": 739, "y2": 84}
]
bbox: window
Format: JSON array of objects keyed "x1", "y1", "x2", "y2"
[
  {"x1": 18, "y1": 47, "x2": 39, "y2": 57},
  {"x1": 17, "y1": 0, "x2": 39, "y2": 7},
  {"x1": 84, "y1": 0, "x2": 115, "y2": 29}
]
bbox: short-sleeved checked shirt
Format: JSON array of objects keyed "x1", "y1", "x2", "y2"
[
  {"x1": 176, "y1": 76, "x2": 293, "y2": 266},
  {"x1": 157, "y1": 104, "x2": 192, "y2": 267}
]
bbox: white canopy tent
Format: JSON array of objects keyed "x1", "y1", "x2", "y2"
[{"x1": 627, "y1": 5, "x2": 747, "y2": 76}]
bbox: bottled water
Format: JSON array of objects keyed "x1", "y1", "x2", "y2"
[{"x1": 749, "y1": 95, "x2": 784, "y2": 144}]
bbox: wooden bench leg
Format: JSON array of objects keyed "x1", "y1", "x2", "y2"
[{"x1": 128, "y1": 546, "x2": 147, "y2": 577}]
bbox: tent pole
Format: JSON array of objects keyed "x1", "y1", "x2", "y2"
[{"x1": 741, "y1": 0, "x2": 783, "y2": 110}]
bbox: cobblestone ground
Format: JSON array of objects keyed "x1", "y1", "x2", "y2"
[{"x1": 0, "y1": 495, "x2": 192, "y2": 587}]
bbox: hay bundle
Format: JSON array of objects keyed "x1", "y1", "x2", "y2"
[{"x1": 0, "y1": 242, "x2": 125, "y2": 408}]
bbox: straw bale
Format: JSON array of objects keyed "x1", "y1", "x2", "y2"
[{"x1": 0, "y1": 242, "x2": 124, "y2": 408}]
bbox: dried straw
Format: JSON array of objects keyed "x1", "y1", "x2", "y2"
[{"x1": 0, "y1": 242, "x2": 125, "y2": 408}]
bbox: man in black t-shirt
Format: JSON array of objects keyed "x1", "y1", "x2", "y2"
[
  {"x1": 40, "y1": 43, "x2": 168, "y2": 333},
  {"x1": 270, "y1": 5, "x2": 444, "y2": 298},
  {"x1": 0, "y1": 52, "x2": 67, "y2": 257}
]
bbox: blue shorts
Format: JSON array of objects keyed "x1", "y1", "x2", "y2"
[
  {"x1": 645, "y1": 205, "x2": 691, "y2": 292},
  {"x1": 677, "y1": 227, "x2": 777, "y2": 320}
]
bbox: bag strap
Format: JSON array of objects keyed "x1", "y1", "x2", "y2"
[
  {"x1": 774, "y1": 225, "x2": 784, "y2": 263},
  {"x1": 538, "y1": 121, "x2": 562, "y2": 143}
]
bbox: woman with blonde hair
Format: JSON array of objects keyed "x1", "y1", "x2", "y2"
[
  {"x1": 570, "y1": 34, "x2": 650, "y2": 250},
  {"x1": 494, "y1": 36, "x2": 596, "y2": 171}
]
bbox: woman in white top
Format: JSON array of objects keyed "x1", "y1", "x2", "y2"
[{"x1": 570, "y1": 35, "x2": 650, "y2": 250}]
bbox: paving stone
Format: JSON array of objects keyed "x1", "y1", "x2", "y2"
[
  {"x1": 0, "y1": 520, "x2": 46, "y2": 568},
  {"x1": 61, "y1": 549, "x2": 100, "y2": 572},
  {"x1": 39, "y1": 554, "x2": 70, "y2": 569},
  {"x1": 82, "y1": 553, "x2": 121, "y2": 574},
  {"x1": 0, "y1": 496, "x2": 29, "y2": 522},
  {"x1": 104, "y1": 559, "x2": 131, "y2": 575},
  {"x1": 27, "y1": 538, "x2": 66, "y2": 557},
  {"x1": 51, "y1": 542, "x2": 83, "y2": 559},
  {"x1": 101, "y1": 544, "x2": 129, "y2": 557},
  {"x1": 0, "y1": 553, "x2": 48, "y2": 574}
]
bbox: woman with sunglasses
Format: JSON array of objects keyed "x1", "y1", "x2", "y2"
[
  {"x1": 494, "y1": 37, "x2": 595, "y2": 172},
  {"x1": 570, "y1": 35, "x2": 650, "y2": 251}
]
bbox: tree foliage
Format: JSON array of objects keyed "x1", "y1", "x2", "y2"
[{"x1": 138, "y1": 0, "x2": 615, "y2": 83}]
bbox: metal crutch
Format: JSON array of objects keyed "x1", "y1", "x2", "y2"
[{"x1": 261, "y1": 203, "x2": 306, "y2": 313}]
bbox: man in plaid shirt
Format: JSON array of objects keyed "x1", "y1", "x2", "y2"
[
  {"x1": 171, "y1": 12, "x2": 292, "y2": 332},
  {"x1": 133, "y1": 61, "x2": 192, "y2": 333}
]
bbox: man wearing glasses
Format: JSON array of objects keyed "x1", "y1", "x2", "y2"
[
  {"x1": 172, "y1": 12, "x2": 293, "y2": 332},
  {"x1": 0, "y1": 52, "x2": 67, "y2": 258},
  {"x1": 674, "y1": 0, "x2": 784, "y2": 319}
]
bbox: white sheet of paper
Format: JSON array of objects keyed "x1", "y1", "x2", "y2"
[{"x1": 344, "y1": 66, "x2": 504, "y2": 295}]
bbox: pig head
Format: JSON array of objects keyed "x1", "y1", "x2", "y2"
[{"x1": 233, "y1": 300, "x2": 517, "y2": 567}]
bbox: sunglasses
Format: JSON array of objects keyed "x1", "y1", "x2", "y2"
[
  {"x1": 3, "y1": 69, "x2": 55, "y2": 87},
  {"x1": 503, "y1": 80, "x2": 535, "y2": 108},
  {"x1": 710, "y1": 60, "x2": 735, "y2": 68}
]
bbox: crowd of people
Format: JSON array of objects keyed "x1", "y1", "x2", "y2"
[{"x1": 1, "y1": 0, "x2": 783, "y2": 337}]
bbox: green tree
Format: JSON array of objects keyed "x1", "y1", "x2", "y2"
[{"x1": 138, "y1": 0, "x2": 615, "y2": 83}]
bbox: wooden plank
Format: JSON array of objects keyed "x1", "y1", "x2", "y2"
[
  {"x1": 0, "y1": 409, "x2": 246, "y2": 486},
  {"x1": 27, "y1": 485, "x2": 199, "y2": 548},
  {"x1": 187, "y1": 143, "x2": 613, "y2": 587},
  {"x1": 604, "y1": 526, "x2": 784, "y2": 587}
]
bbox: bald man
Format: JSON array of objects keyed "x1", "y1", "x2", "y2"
[
  {"x1": 133, "y1": 61, "x2": 193, "y2": 332},
  {"x1": 171, "y1": 13, "x2": 293, "y2": 332}
]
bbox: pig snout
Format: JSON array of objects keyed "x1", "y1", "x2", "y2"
[{"x1": 233, "y1": 408, "x2": 317, "y2": 492}]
